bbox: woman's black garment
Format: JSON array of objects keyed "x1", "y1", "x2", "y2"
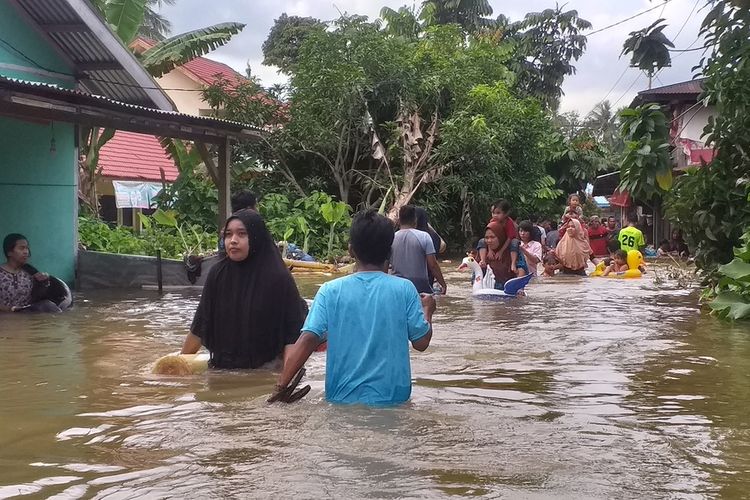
[
  {"x1": 415, "y1": 208, "x2": 442, "y2": 254},
  {"x1": 415, "y1": 207, "x2": 442, "y2": 287},
  {"x1": 191, "y1": 210, "x2": 307, "y2": 369}
]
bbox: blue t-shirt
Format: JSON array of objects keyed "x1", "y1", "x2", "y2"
[{"x1": 302, "y1": 272, "x2": 430, "y2": 405}]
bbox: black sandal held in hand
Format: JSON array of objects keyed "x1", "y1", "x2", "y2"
[{"x1": 268, "y1": 367, "x2": 311, "y2": 403}]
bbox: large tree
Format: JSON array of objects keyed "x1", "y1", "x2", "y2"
[
  {"x1": 506, "y1": 7, "x2": 591, "y2": 111},
  {"x1": 419, "y1": 0, "x2": 494, "y2": 32},
  {"x1": 261, "y1": 14, "x2": 326, "y2": 74}
]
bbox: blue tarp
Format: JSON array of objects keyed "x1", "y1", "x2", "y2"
[{"x1": 594, "y1": 196, "x2": 610, "y2": 208}]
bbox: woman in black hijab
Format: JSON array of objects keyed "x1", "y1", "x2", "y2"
[
  {"x1": 181, "y1": 210, "x2": 307, "y2": 370},
  {"x1": 414, "y1": 207, "x2": 445, "y2": 288}
]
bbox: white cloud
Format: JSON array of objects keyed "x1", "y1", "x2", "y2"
[{"x1": 161, "y1": 0, "x2": 706, "y2": 114}]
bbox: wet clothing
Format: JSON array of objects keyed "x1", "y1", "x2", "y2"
[
  {"x1": 484, "y1": 220, "x2": 516, "y2": 287},
  {"x1": 415, "y1": 208, "x2": 443, "y2": 287},
  {"x1": 618, "y1": 226, "x2": 646, "y2": 253},
  {"x1": 415, "y1": 208, "x2": 443, "y2": 255},
  {"x1": 557, "y1": 219, "x2": 592, "y2": 272},
  {"x1": 588, "y1": 225, "x2": 610, "y2": 256},
  {"x1": 520, "y1": 240, "x2": 543, "y2": 276},
  {"x1": 390, "y1": 228, "x2": 435, "y2": 294},
  {"x1": 303, "y1": 272, "x2": 430, "y2": 405},
  {"x1": 0, "y1": 266, "x2": 33, "y2": 308},
  {"x1": 191, "y1": 210, "x2": 306, "y2": 369}
]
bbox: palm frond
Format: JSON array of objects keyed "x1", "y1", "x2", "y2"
[{"x1": 141, "y1": 22, "x2": 245, "y2": 77}]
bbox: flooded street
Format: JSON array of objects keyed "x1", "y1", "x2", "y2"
[{"x1": 1, "y1": 265, "x2": 750, "y2": 498}]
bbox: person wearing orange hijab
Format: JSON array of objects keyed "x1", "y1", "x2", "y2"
[{"x1": 555, "y1": 218, "x2": 592, "y2": 275}]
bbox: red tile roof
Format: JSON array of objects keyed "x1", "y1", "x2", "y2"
[
  {"x1": 99, "y1": 131, "x2": 178, "y2": 182},
  {"x1": 181, "y1": 57, "x2": 246, "y2": 88}
]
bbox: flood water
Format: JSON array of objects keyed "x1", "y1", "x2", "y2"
[{"x1": 1, "y1": 264, "x2": 749, "y2": 499}]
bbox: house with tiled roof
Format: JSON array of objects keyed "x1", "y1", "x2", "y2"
[
  {"x1": 98, "y1": 37, "x2": 251, "y2": 226},
  {"x1": 593, "y1": 78, "x2": 716, "y2": 246},
  {"x1": 0, "y1": 0, "x2": 260, "y2": 285}
]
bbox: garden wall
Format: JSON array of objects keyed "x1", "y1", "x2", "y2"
[{"x1": 77, "y1": 250, "x2": 218, "y2": 289}]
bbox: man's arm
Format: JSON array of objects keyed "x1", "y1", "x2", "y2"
[
  {"x1": 411, "y1": 294, "x2": 436, "y2": 351},
  {"x1": 276, "y1": 332, "x2": 320, "y2": 388},
  {"x1": 426, "y1": 255, "x2": 447, "y2": 294}
]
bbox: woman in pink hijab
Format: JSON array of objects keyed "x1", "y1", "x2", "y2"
[{"x1": 555, "y1": 218, "x2": 592, "y2": 275}]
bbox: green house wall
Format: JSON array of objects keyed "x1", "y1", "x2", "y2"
[
  {"x1": 0, "y1": 3, "x2": 77, "y2": 283},
  {"x1": 0, "y1": 118, "x2": 77, "y2": 283},
  {"x1": 0, "y1": 2, "x2": 73, "y2": 86}
]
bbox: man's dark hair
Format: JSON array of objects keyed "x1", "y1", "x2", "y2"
[
  {"x1": 518, "y1": 220, "x2": 534, "y2": 233},
  {"x1": 491, "y1": 199, "x2": 511, "y2": 213},
  {"x1": 626, "y1": 211, "x2": 639, "y2": 224},
  {"x1": 231, "y1": 191, "x2": 257, "y2": 213},
  {"x1": 398, "y1": 205, "x2": 417, "y2": 227},
  {"x1": 607, "y1": 238, "x2": 621, "y2": 254},
  {"x1": 350, "y1": 210, "x2": 394, "y2": 266},
  {"x1": 549, "y1": 220, "x2": 558, "y2": 230}
]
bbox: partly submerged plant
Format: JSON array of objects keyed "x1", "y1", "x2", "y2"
[{"x1": 708, "y1": 232, "x2": 750, "y2": 320}]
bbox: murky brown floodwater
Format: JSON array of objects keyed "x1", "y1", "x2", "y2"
[{"x1": 1, "y1": 264, "x2": 749, "y2": 499}]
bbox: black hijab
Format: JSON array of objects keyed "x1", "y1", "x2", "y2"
[
  {"x1": 191, "y1": 210, "x2": 306, "y2": 369},
  {"x1": 415, "y1": 207, "x2": 442, "y2": 254}
]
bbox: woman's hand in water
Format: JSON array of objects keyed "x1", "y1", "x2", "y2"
[{"x1": 32, "y1": 272, "x2": 49, "y2": 282}]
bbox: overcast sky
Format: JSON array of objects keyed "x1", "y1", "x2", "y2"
[{"x1": 161, "y1": 0, "x2": 705, "y2": 116}]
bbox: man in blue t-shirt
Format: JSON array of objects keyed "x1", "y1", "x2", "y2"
[{"x1": 270, "y1": 210, "x2": 436, "y2": 405}]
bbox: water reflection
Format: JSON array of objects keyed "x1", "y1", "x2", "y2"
[{"x1": 0, "y1": 266, "x2": 749, "y2": 497}]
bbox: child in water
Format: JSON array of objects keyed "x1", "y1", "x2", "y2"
[
  {"x1": 542, "y1": 251, "x2": 561, "y2": 277},
  {"x1": 603, "y1": 249, "x2": 629, "y2": 276}
]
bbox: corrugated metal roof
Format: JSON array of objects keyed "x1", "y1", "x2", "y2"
[
  {"x1": 638, "y1": 78, "x2": 705, "y2": 96},
  {"x1": 10, "y1": 0, "x2": 174, "y2": 110},
  {"x1": 0, "y1": 75, "x2": 266, "y2": 135},
  {"x1": 99, "y1": 131, "x2": 179, "y2": 182},
  {"x1": 631, "y1": 78, "x2": 707, "y2": 107}
]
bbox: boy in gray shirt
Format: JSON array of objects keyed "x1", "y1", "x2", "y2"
[{"x1": 390, "y1": 205, "x2": 447, "y2": 294}]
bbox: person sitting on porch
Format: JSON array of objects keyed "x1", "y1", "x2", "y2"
[
  {"x1": 182, "y1": 210, "x2": 308, "y2": 370},
  {"x1": 1, "y1": 234, "x2": 60, "y2": 313}
]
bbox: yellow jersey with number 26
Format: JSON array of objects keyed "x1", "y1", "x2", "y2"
[{"x1": 619, "y1": 226, "x2": 645, "y2": 252}]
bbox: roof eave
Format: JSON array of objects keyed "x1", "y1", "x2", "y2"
[{"x1": 62, "y1": 0, "x2": 175, "y2": 111}]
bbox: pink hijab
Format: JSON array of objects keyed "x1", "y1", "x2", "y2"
[{"x1": 556, "y1": 219, "x2": 591, "y2": 271}]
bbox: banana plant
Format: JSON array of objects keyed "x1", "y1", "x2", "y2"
[
  {"x1": 321, "y1": 201, "x2": 351, "y2": 260},
  {"x1": 82, "y1": 1, "x2": 244, "y2": 222}
]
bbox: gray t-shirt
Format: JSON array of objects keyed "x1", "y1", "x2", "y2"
[{"x1": 390, "y1": 229, "x2": 435, "y2": 293}]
